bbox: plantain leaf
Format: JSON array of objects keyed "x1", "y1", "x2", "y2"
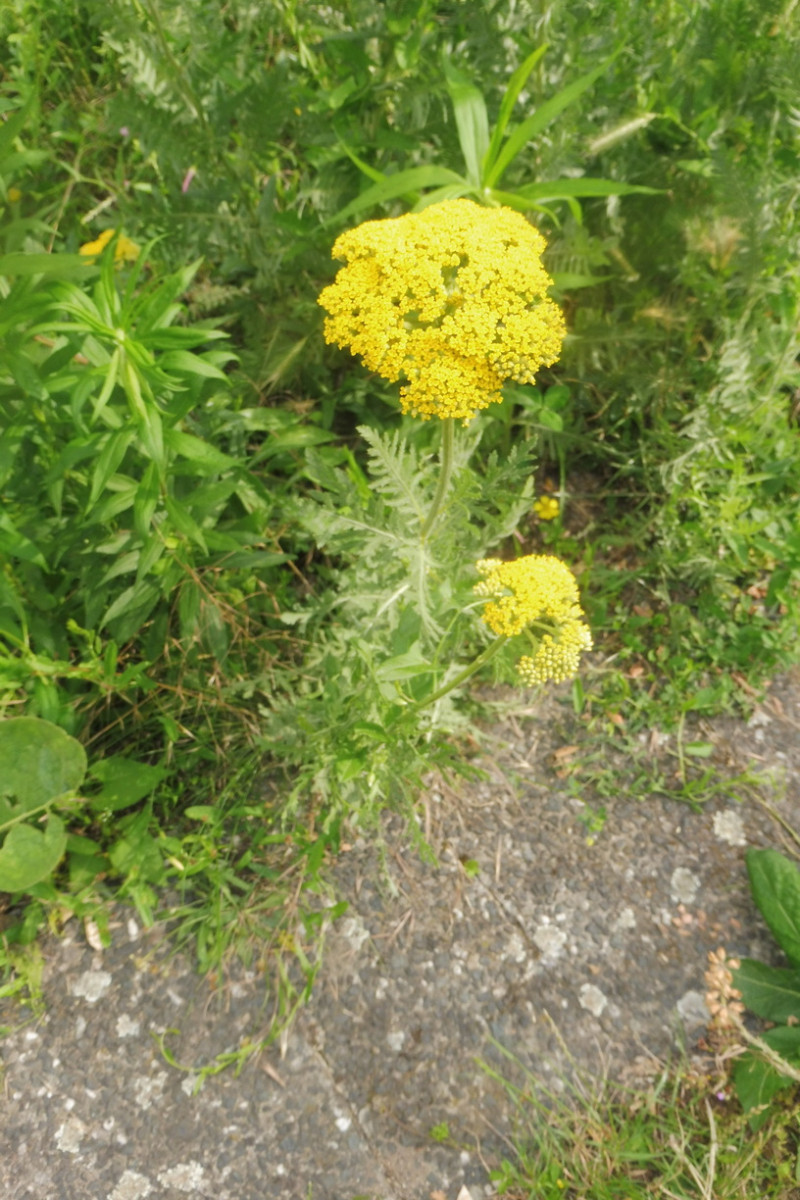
[
  {"x1": 734, "y1": 958, "x2": 800, "y2": 1023},
  {"x1": 747, "y1": 848, "x2": 800, "y2": 967},
  {"x1": 0, "y1": 718, "x2": 86, "y2": 827}
]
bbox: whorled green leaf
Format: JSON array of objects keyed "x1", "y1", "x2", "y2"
[
  {"x1": 483, "y1": 46, "x2": 549, "y2": 182},
  {"x1": 514, "y1": 177, "x2": 661, "y2": 201},
  {"x1": 329, "y1": 166, "x2": 467, "y2": 225},
  {"x1": 0, "y1": 815, "x2": 67, "y2": 893},
  {"x1": 747, "y1": 848, "x2": 800, "y2": 967},
  {"x1": 444, "y1": 61, "x2": 490, "y2": 189},
  {"x1": 484, "y1": 54, "x2": 619, "y2": 189}
]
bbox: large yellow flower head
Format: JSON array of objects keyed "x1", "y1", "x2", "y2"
[
  {"x1": 318, "y1": 199, "x2": 565, "y2": 423},
  {"x1": 475, "y1": 554, "x2": 592, "y2": 685}
]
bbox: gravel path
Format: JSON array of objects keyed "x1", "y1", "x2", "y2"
[{"x1": 2, "y1": 667, "x2": 799, "y2": 1200}]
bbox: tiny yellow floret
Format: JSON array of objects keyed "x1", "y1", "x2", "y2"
[
  {"x1": 475, "y1": 554, "x2": 592, "y2": 685},
  {"x1": 533, "y1": 495, "x2": 560, "y2": 520},
  {"x1": 7, "y1": 186, "x2": 22, "y2": 204},
  {"x1": 318, "y1": 199, "x2": 565, "y2": 423},
  {"x1": 79, "y1": 228, "x2": 140, "y2": 265}
]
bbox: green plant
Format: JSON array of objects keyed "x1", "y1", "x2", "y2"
[
  {"x1": 0, "y1": 717, "x2": 86, "y2": 893},
  {"x1": 332, "y1": 45, "x2": 659, "y2": 233},
  {"x1": 728, "y1": 849, "x2": 800, "y2": 1128},
  {"x1": 482, "y1": 1038, "x2": 800, "y2": 1198}
]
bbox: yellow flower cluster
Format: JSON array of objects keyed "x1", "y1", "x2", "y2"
[
  {"x1": 318, "y1": 199, "x2": 565, "y2": 423},
  {"x1": 79, "y1": 228, "x2": 140, "y2": 265},
  {"x1": 475, "y1": 554, "x2": 592, "y2": 685}
]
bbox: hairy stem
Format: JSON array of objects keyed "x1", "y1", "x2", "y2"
[
  {"x1": 420, "y1": 418, "x2": 455, "y2": 542},
  {"x1": 410, "y1": 637, "x2": 505, "y2": 710}
]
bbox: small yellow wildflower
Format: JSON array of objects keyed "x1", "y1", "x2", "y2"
[
  {"x1": 533, "y1": 495, "x2": 560, "y2": 520},
  {"x1": 475, "y1": 554, "x2": 592, "y2": 685},
  {"x1": 7, "y1": 186, "x2": 22, "y2": 204},
  {"x1": 318, "y1": 199, "x2": 565, "y2": 423},
  {"x1": 79, "y1": 228, "x2": 140, "y2": 265}
]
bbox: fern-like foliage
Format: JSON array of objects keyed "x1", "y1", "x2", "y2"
[{"x1": 358, "y1": 424, "x2": 428, "y2": 526}]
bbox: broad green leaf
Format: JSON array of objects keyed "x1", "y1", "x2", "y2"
[
  {"x1": 217, "y1": 550, "x2": 289, "y2": 570},
  {"x1": 734, "y1": 958, "x2": 800, "y2": 1023},
  {"x1": 444, "y1": 62, "x2": 490, "y2": 189},
  {"x1": 183, "y1": 806, "x2": 216, "y2": 822},
  {"x1": 178, "y1": 580, "x2": 202, "y2": 639},
  {"x1": 0, "y1": 98, "x2": 33, "y2": 158},
  {"x1": 0, "y1": 513, "x2": 47, "y2": 567},
  {"x1": 0, "y1": 252, "x2": 94, "y2": 279},
  {"x1": 485, "y1": 55, "x2": 619, "y2": 189},
  {"x1": 90, "y1": 347, "x2": 121, "y2": 421},
  {"x1": 137, "y1": 407, "x2": 165, "y2": 469},
  {"x1": 198, "y1": 599, "x2": 229, "y2": 662},
  {"x1": 747, "y1": 848, "x2": 800, "y2": 967},
  {"x1": 551, "y1": 272, "x2": 613, "y2": 290},
  {"x1": 89, "y1": 757, "x2": 168, "y2": 813},
  {"x1": 483, "y1": 46, "x2": 549, "y2": 181},
  {"x1": 164, "y1": 496, "x2": 208, "y2": 552},
  {"x1": 484, "y1": 187, "x2": 557, "y2": 218},
  {"x1": 0, "y1": 815, "x2": 67, "y2": 893},
  {"x1": 733, "y1": 1049, "x2": 795, "y2": 1129},
  {"x1": 514, "y1": 177, "x2": 661, "y2": 200},
  {"x1": 0, "y1": 718, "x2": 87, "y2": 825},
  {"x1": 165, "y1": 429, "x2": 237, "y2": 471},
  {"x1": 536, "y1": 408, "x2": 563, "y2": 432},
  {"x1": 335, "y1": 139, "x2": 386, "y2": 184},
  {"x1": 159, "y1": 350, "x2": 229, "y2": 381},
  {"x1": 375, "y1": 644, "x2": 431, "y2": 682},
  {"x1": 412, "y1": 183, "x2": 475, "y2": 211},
  {"x1": 101, "y1": 579, "x2": 161, "y2": 639},
  {"x1": 88, "y1": 428, "x2": 136, "y2": 508},
  {"x1": 136, "y1": 532, "x2": 166, "y2": 581},
  {"x1": 330, "y1": 166, "x2": 467, "y2": 225},
  {"x1": 133, "y1": 462, "x2": 161, "y2": 539}
]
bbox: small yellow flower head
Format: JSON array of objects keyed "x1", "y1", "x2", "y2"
[
  {"x1": 79, "y1": 228, "x2": 140, "y2": 265},
  {"x1": 7, "y1": 186, "x2": 22, "y2": 204},
  {"x1": 475, "y1": 554, "x2": 592, "y2": 685},
  {"x1": 318, "y1": 199, "x2": 565, "y2": 423},
  {"x1": 533, "y1": 495, "x2": 560, "y2": 521},
  {"x1": 517, "y1": 619, "x2": 593, "y2": 685}
]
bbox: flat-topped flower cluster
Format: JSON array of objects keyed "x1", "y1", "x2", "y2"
[
  {"x1": 475, "y1": 555, "x2": 592, "y2": 684},
  {"x1": 318, "y1": 199, "x2": 565, "y2": 423}
]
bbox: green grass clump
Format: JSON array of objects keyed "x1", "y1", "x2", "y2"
[{"x1": 484, "y1": 1048, "x2": 800, "y2": 1199}]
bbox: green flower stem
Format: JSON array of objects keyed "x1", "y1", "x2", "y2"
[
  {"x1": 410, "y1": 637, "x2": 506, "y2": 711},
  {"x1": 420, "y1": 418, "x2": 455, "y2": 541}
]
